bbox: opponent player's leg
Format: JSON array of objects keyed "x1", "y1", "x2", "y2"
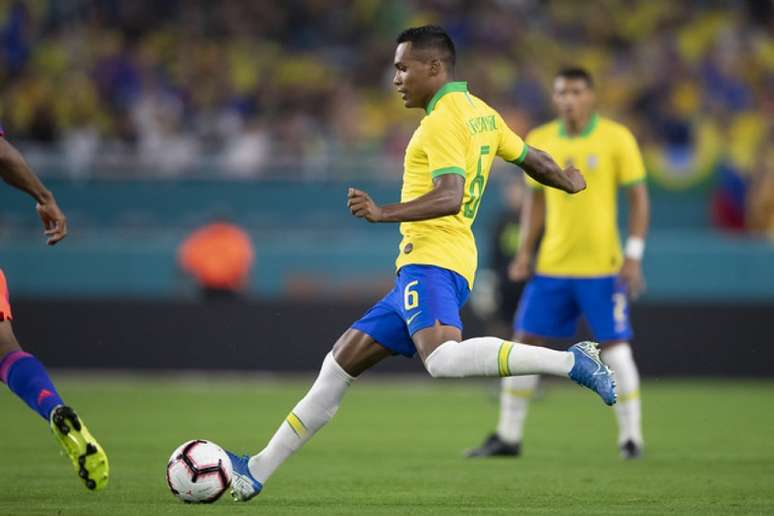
[
  {"x1": 577, "y1": 276, "x2": 643, "y2": 458},
  {"x1": 228, "y1": 328, "x2": 392, "y2": 501},
  {"x1": 0, "y1": 270, "x2": 66, "y2": 421},
  {"x1": 411, "y1": 272, "x2": 614, "y2": 404},
  {"x1": 0, "y1": 315, "x2": 108, "y2": 488},
  {"x1": 0, "y1": 320, "x2": 65, "y2": 421}
]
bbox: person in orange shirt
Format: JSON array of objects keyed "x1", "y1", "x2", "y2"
[{"x1": 178, "y1": 220, "x2": 255, "y2": 299}]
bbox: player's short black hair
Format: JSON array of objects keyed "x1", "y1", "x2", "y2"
[
  {"x1": 556, "y1": 67, "x2": 594, "y2": 89},
  {"x1": 396, "y1": 25, "x2": 456, "y2": 70}
]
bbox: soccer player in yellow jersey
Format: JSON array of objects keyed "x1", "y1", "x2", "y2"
[
  {"x1": 226, "y1": 27, "x2": 617, "y2": 501},
  {"x1": 467, "y1": 68, "x2": 650, "y2": 460}
]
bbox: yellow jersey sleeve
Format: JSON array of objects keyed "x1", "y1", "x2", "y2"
[
  {"x1": 424, "y1": 114, "x2": 468, "y2": 180},
  {"x1": 615, "y1": 126, "x2": 647, "y2": 186},
  {"x1": 496, "y1": 113, "x2": 528, "y2": 165}
]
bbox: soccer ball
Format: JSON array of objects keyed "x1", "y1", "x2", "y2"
[{"x1": 166, "y1": 440, "x2": 232, "y2": 503}]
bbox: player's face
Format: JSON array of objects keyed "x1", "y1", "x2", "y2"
[
  {"x1": 553, "y1": 77, "x2": 594, "y2": 124},
  {"x1": 393, "y1": 42, "x2": 435, "y2": 109}
]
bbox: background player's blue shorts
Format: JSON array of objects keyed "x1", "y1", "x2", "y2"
[
  {"x1": 514, "y1": 274, "x2": 633, "y2": 342},
  {"x1": 352, "y1": 265, "x2": 470, "y2": 357}
]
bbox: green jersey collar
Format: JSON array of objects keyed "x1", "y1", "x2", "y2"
[
  {"x1": 559, "y1": 113, "x2": 598, "y2": 139},
  {"x1": 425, "y1": 81, "x2": 468, "y2": 114}
]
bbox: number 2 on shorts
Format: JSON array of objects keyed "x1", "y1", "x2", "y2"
[{"x1": 613, "y1": 292, "x2": 627, "y2": 325}]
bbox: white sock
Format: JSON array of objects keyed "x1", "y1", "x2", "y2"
[
  {"x1": 496, "y1": 375, "x2": 539, "y2": 444},
  {"x1": 601, "y1": 343, "x2": 643, "y2": 446},
  {"x1": 248, "y1": 352, "x2": 354, "y2": 484},
  {"x1": 423, "y1": 337, "x2": 574, "y2": 378}
]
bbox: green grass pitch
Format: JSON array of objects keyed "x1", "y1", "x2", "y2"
[{"x1": 1, "y1": 375, "x2": 772, "y2": 515}]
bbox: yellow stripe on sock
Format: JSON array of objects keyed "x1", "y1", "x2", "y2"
[
  {"x1": 286, "y1": 412, "x2": 308, "y2": 438},
  {"x1": 498, "y1": 341, "x2": 514, "y2": 377},
  {"x1": 505, "y1": 389, "x2": 534, "y2": 399},
  {"x1": 618, "y1": 389, "x2": 640, "y2": 403}
]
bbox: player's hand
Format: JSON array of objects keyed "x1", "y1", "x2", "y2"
[
  {"x1": 562, "y1": 166, "x2": 586, "y2": 194},
  {"x1": 347, "y1": 187, "x2": 383, "y2": 223},
  {"x1": 618, "y1": 257, "x2": 645, "y2": 299},
  {"x1": 508, "y1": 251, "x2": 532, "y2": 282},
  {"x1": 36, "y1": 196, "x2": 68, "y2": 245}
]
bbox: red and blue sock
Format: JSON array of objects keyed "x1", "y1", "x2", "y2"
[{"x1": 0, "y1": 351, "x2": 64, "y2": 421}]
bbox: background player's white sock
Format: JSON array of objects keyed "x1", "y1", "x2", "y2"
[
  {"x1": 248, "y1": 352, "x2": 354, "y2": 484},
  {"x1": 424, "y1": 337, "x2": 574, "y2": 378},
  {"x1": 496, "y1": 375, "x2": 539, "y2": 444},
  {"x1": 601, "y1": 343, "x2": 643, "y2": 445}
]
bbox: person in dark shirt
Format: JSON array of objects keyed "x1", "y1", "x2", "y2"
[{"x1": 489, "y1": 179, "x2": 528, "y2": 335}]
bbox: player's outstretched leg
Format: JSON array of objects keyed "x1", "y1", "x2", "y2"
[
  {"x1": 0, "y1": 323, "x2": 109, "y2": 490},
  {"x1": 567, "y1": 341, "x2": 617, "y2": 405},
  {"x1": 228, "y1": 351, "x2": 354, "y2": 501},
  {"x1": 419, "y1": 333, "x2": 616, "y2": 405},
  {"x1": 467, "y1": 341, "x2": 620, "y2": 458},
  {"x1": 229, "y1": 351, "x2": 356, "y2": 501},
  {"x1": 227, "y1": 329, "x2": 389, "y2": 502},
  {"x1": 601, "y1": 342, "x2": 643, "y2": 458}
]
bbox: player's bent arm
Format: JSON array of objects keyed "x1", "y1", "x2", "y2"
[
  {"x1": 0, "y1": 136, "x2": 68, "y2": 244},
  {"x1": 0, "y1": 137, "x2": 53, "y2": 204},
  {"x1": 377, "y1": 174, "x2": 465, "y2": 223},
  {"x1": 520, "y1": 146, "x2": 585, "y2": 194}
]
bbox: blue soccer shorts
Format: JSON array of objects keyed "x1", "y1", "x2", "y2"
[
  {"x1": 514, "y1": 274, "x2": 633, "y2": 342},
  {"x1": 352, "y1": 264, "x2": 470, "y2": 357}
]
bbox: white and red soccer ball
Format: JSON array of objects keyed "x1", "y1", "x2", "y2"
[{"x1": 166, "y1": 440, "x2": 232, "y2": 503}]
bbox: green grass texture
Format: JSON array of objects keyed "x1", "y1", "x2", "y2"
[{"x1": 1, "y1": 375, "x2": 772, "y2": 515}]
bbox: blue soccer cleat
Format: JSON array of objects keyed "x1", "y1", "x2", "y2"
[
  {"x1": 225, "y1": 451, "x2": 263, "y2": 502},
  {"x1": 568, "y1": 341, "x2": 617, "y2": 406}
]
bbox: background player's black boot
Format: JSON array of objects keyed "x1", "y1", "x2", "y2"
[
  {"x1": 620, "y1": 439, "x2": 643, "y2": 460},
  {"x1": 465, "y1": 433, "x2": 521, "y2": 458}
]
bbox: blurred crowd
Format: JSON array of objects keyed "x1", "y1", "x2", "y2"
[{"x1": 0, "y1": 0, "x2": 772, "y2": 234}]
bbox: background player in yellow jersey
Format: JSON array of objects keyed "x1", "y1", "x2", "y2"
[
  {"x1": 467, "y1": 68, "x2": 650, "y2": 460},
  {"x1": 225, "y1": 27, "x2": 618, "y2": 502}
]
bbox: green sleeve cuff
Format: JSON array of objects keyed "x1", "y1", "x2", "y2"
[
  {"x1": 620, "y1": 177, "x2": 646, "y2": 187},
  {"x1": 510, "y1": 144, "x2": 529, "y2": 166},
  {"x1": 431, "y1": 166, "x2": 466, "y2": 180}
]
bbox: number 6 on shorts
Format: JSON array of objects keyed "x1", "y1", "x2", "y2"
[{"x1": 404, "y1": 280, "x2": 419, "y2": 310}]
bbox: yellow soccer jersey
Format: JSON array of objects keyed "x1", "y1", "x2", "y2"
[
  {"x1": 395, "y1": 81, "x2": 527, "y2": 288},
  {"x1": 525, "y1": 114, "x2": 646, "y2": 276}
]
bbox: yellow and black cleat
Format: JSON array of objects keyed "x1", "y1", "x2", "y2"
[{"x1": 50, "y1": 406, "x2": 109, "y2": 491}]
